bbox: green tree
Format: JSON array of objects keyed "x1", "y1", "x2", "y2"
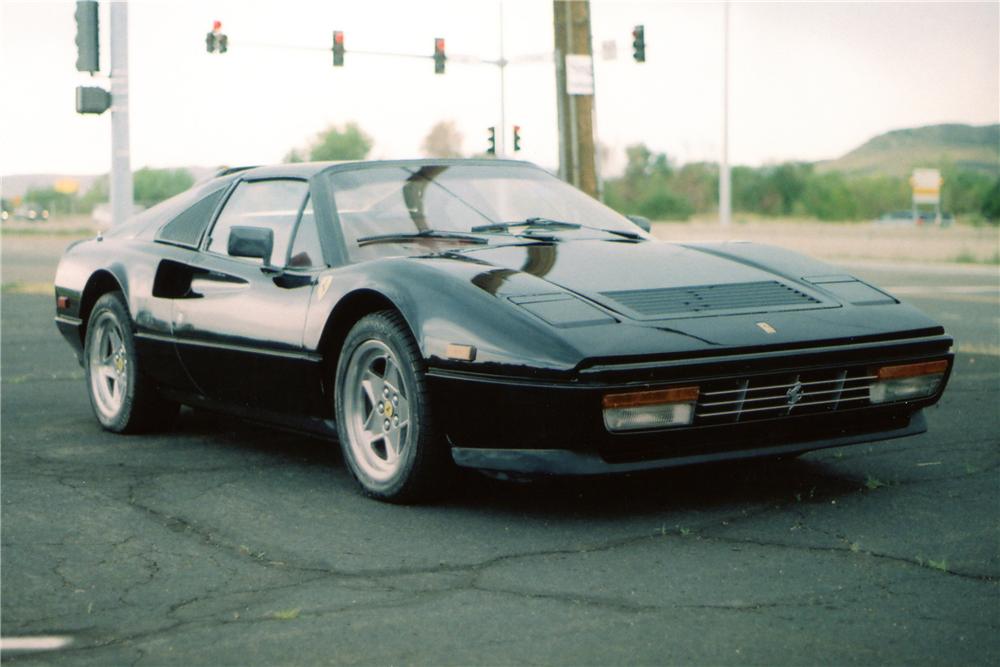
[
  {"x1": 23, "y1": 187, "x2": 74, "y2": 214},
  {"x1": 981, "y1": 178, "x2": 1000, "y2": 223},
  {"x1": 768, "y1": 163, "x2": 812, "y2": 215},
  {"x1": 80, "y1": 175, "x2": 109, "y2": 212},
  {"x1": 802, "y1": 172, "x2": 858, "y2": 220},
  {"x1": 672, "y1": 163, "x2": 717, "y2": 213},
  {"x1": 942, "y1": 166, "x2": 995, "y2": 215},
  {"x1": 283, "y1": 148, "x2": 306, "y2": 163},
  {"x1": 421, "y1": 120, "x2": 464, "y2": 158},
  {"x1": 132, "y1": 168, "x2": 194, "y2": 207},
  {"x1": 306, "y1": 122, "x2": 373, "y2": 161},
  {"x1": 605, "y1": 144, "x2": 692, "y2": 220}
]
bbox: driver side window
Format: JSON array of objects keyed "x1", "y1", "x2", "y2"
[{"x1": 207, "y1": 179, "x2": 308, "y2": 266}]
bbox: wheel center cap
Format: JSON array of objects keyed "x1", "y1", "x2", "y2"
[
  {"x1": 115, "y1": 356, "x2": 125, "y2": 373},
  {"x1": 384, "y1": 403, "x2": 394, "y2": 418}
]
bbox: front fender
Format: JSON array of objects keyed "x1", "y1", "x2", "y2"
[{"x1": 303, "y1": 256, "x2": 589, "y2": 375}]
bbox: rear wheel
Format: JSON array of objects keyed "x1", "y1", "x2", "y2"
[
  {"x1": 334, "y1": 311, "x2": 450, "y2": 502},
  {"x1": 84, "y1": 291, "x2": 178, "y2": 433}
]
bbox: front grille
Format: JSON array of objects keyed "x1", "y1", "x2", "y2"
[
  {"x1": 600, "y1": 281, "x2": 821, "y2": 318},
  {"x1": 694, "y1": 365, "x2": 875, "y2": 424}
]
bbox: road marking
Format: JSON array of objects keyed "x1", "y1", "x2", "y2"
[
  {"x1": 0, "y1": 636, "x2": 73, "y2": 652},
  {"x1": 956, "y1": 344, "x2": 1000, "y2": 357}
]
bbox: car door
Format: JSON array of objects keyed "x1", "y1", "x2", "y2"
[{"x1": 170, "y1": 178, "x2": 323, "y2": 414}]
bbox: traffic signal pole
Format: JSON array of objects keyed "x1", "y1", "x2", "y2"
[
  {"x1": 498, "y1": 2, "x2": 507, "y2": 156},
  {"x1": 719, "y1": 1, "x2": 731, "y2": 227},
  {"x1": 109, "y1": 1, "x2": 132, "y2": 226},
  {"x1": 553, "y1": 0, "x2": 598, "y2": 198}
]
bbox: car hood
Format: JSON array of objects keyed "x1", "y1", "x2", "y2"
[
  {"x1": 458, "y1": 238, "x2": 836, "y2": 318},
  {"x1": 399, "y1": 237, "x2": 945, "y2": 371}
]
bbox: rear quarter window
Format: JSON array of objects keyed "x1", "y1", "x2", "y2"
[{"x1": 155, "y1": 187, "x2": 227, "y2": 247}]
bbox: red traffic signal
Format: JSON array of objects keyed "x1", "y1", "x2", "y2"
[
  {"x1": 434, "y1": 37, "x2": 446, "y2": 74},
  {"x1": 333, "y1": 30, "x2": 345, "y2": 66},
  {"x1": 206, "y1": 20, "x2": 227, "y2": 54},
  {"x1": 632, "y1": 24, "x2": 645, "y2": 62}
]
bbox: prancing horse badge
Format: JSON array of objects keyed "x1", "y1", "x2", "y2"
[{"x1": 756, "y1": 322, "x2": 777, "y2": 334}]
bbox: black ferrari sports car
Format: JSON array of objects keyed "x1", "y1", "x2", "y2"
[{"x1": 54, "y1": 159, "x2": 953, "y2": 501}]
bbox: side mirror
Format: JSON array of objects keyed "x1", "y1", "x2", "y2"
[
  {"x1": 228, "y1": 226, "x2": 274, "y2": 263},
  {"x1": 626, "y1": 215, "x2": 652, "y2": 233}
]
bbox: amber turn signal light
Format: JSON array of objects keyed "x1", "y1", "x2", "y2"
[
  {"x1": 876, "y1": 360, "x2": 948, "y2": 380},
  {"x1": 602, "y1": 386, "x2": 700, "y2": 409}
]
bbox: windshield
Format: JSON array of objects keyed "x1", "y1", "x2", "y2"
[{"x1": 327, "y1": 163, "x2": 639, "y2": 261}]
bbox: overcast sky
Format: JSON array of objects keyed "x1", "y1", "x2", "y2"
[{"x1": 1, "y1": 0, "x2": 997, "y2": 176}]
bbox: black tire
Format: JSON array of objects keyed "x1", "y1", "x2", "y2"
[
  {"x1": 333, "y1": 310, "x2": 451, "y2": 503},
  {"x1": 83, "y1": 291, "x2": 179, "y2": 433}
]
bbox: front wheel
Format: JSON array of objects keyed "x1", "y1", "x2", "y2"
[
  {"x1": 84, "y1": 291, "x2": 178, "y2": 433},
  {"x1": 334, "y1": 311, "x2": 450, "y2": 503}
]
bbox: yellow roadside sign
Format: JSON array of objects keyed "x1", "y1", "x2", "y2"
[
  {"x1": 910, "y1": 169, "x2": 943, "y2": 205},
  {"x1": 54, "y1": 179, "x2": 80, "y2": 195}
]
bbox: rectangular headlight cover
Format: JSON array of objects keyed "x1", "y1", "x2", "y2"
[
  {"x1": 869, "y1": 360, "x2": 948, "y2": 404},
  {"x1": 602, "y1": 387, "x2": 699, "y2": 432}
]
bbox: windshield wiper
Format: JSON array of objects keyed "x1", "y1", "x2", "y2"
[
  {"x1": 357, "y1": 230, "x2": 489, "y2": 247},
  {"x1": 471, "y1": 217, "x2": 642, "y2": 240},
  {"x1": 471, "y1": 217, "x2": 579, "y2": 233}
]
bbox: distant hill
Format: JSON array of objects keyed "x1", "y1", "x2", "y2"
[{"x1": 817, "y1": 123, "x2": 1000, "y2": 177}]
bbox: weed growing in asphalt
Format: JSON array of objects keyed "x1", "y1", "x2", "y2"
[
  {"x1": 865, "y1": 476, "x2": 886, "y2": 490},
  {"x1": 927, "y1": 558, "x2": 949, "y2": 572}
]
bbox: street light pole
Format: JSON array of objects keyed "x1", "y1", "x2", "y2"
[
  {"x1": 719, "y1": 1, "x2": 731, "y2": 227},
  {"x1": 109, "y1": 0, "x2": 133, "y2": 226},
  {"x1": 498, "y1": 1, "x2": 507, "y2": 156}
]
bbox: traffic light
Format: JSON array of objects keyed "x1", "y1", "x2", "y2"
[
  {"x1": 632, "y1": 24, "x2": 645, "y2": 63},
  {"x1": 333, "y1": 31, "x2": 345, "y2": 66},
  {"x1": 513, "y1": 125, "x2": 521, "y2": 152},
  {"x1": 76, "y1": 85, "x2": 110, "y2": 114},
  {"x1": 487, "y1": 127, "x2": 496, "y2": 155},
  {"x1": 206, "y1": 20, "x2": 227, "y2": 54},
  {"x1": 434, "y1": 37, "x2": 446, "y2": 74},
  {"x1": 74, "y1": 1, "x2": 99, "y2": 73}
]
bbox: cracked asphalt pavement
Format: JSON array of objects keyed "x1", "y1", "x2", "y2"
[{"x1": 2, "y1": 263, "x2": 998, "y2": 665}]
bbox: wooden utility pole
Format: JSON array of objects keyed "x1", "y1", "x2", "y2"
[{"x1": 553, "y1": 0, "x2": 598, "y2": 198}]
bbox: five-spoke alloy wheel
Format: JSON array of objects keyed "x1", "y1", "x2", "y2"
[
  {"x1": 342, "y1": 340, "x2": 413, "y2": 482},
  {"x1": 88, "y1": 310, "x2": 130, "y2": 421},
  {"x1": 84, "y1": 291, "x2": 178, "y2": 433},
  {"x1": 334, "y1": 311, "x2": 449, "y2": 502}
]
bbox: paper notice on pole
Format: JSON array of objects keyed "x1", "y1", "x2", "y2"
[{"x1": 565, "y1": 54, "x2": 594, "y2": 95}]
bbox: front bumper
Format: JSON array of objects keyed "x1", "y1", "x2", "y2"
[
  {"x1": 429, "y1": 334, "x2": 951, "y2": 474},
  {"x1": 452, "y1": 411, "x2": 926, "y2": 475}
]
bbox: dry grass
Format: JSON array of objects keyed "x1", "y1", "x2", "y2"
[{"x1": 653, "y1": 220, "x2": 1000, "y2": 265}]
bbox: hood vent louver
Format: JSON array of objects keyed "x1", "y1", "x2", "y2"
[{"x1": 600, "y1": 281, "x2": 821, "y2": 319}]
